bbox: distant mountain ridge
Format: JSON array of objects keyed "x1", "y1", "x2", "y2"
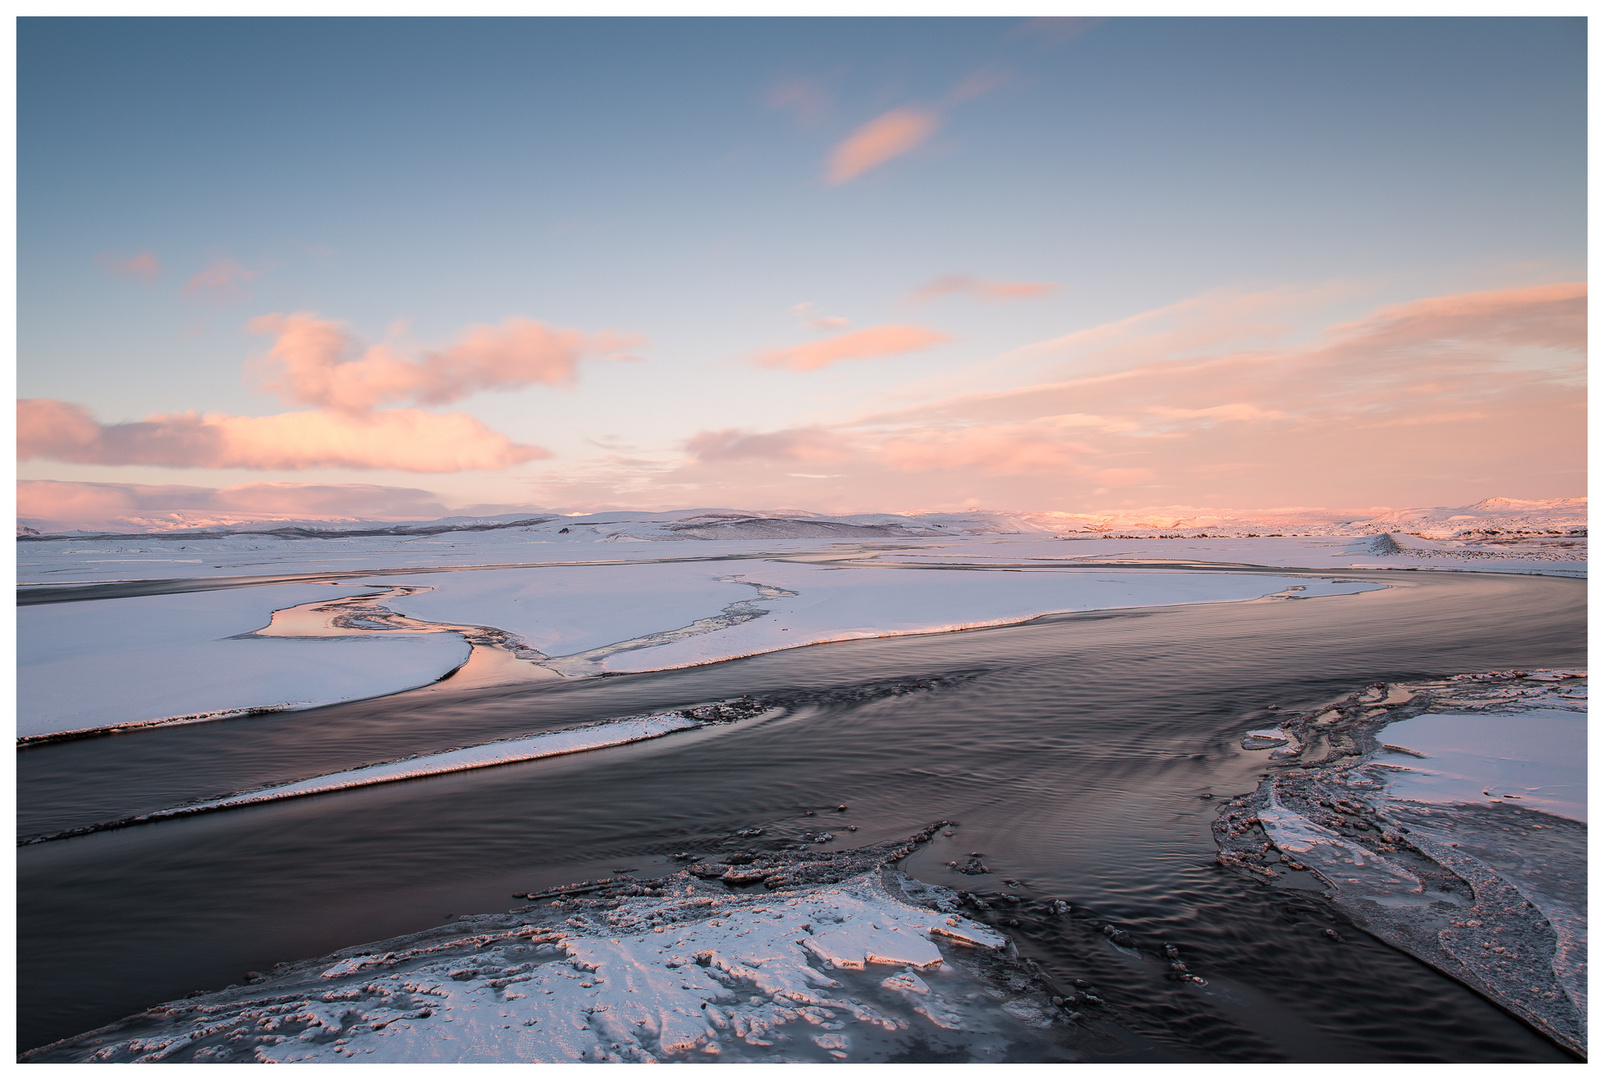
[{"x1": 16, "y1": 497, "x2": 1586, "y2": 542}]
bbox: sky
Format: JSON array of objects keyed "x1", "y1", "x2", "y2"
[{"x1": 16, "y1": 16, "x2": 1587, "y2": 525}]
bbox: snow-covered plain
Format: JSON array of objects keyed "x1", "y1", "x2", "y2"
[
  {"x1": 18, "y1": 505, "x2": 1588, "y2": 1061},
  {"x1": 16, "y1": 496, "x2": 1586, "y2": 583},
  {"x1": 15, "y1": 499, "x2": 1581, "y2": 739},
  {"x1": 17, "y1": 494, "x2": 1587, "y2": 544},
  {"x1": 17, "y1": 585, "x2": 471, "y2": 741},
  {"x1": 371, "y1": 562, "x2": 1380, "y2": 678},
  {"x1": 16, "y1": 556, "x2": 1376, "y2": 738}
]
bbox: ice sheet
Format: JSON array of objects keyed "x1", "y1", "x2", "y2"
[{"x1": 1374, "y1": 709, "x2": 1587, "y2": 822}]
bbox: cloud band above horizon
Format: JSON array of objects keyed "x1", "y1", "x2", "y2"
[{"x1": 19, "y1": 311, "x2": 641, "y2": 473}]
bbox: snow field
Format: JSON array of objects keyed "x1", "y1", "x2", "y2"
[{"x1": 17, "y1": 585, "x2": 471, "y2": 739}]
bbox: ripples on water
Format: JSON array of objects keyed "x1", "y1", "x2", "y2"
[{"x1": 17, "y1": 570, "x2": 1585, "y2": 1059}]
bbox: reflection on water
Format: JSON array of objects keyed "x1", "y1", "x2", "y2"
[{"x1": 17, "y1": 569, "x2": 1585, "y2": 1060}]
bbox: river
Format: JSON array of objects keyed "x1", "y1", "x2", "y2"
[{"x1": 16, "y1": 567, "x2": 1584, "y2": 1060}]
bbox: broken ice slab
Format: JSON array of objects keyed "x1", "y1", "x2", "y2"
[{"x1": 1241, "y1": 727, "x2": 1289, "y2": 750}]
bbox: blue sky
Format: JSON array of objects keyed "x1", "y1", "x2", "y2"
[{"x1": 17, "y1": 17, "x2": 1586, "y2": 522}]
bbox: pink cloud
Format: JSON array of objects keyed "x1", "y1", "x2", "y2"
[
  {"x1": 685, "y1": 426, "x2": 839, "y2": 463},
  {"x1": 95, "y1": 251, "x2": 162, "y2": 282},
  {"x1": 768, "y1": 77, "x2": 833, "y2": 126},
  {"x1": 946, "y1": 68, "x2": 1009, "y2": 105},
  {"x1": 18, "y1": 397, "x2": 103, "y2": 455},
  {"x1": 825, "y1": 107, "x2": 941, "y2": 185},
  {"x1": 247, "y1": 313, "x2": 642, "y2": 411},
  {"x1": 665, "y1": 281, "x2": 1584, "y2": 510},
  {"x1": 1148, "y1": 403, "x2": 1285, "y2": 423},
  {"x1": 791, "y1": 302, "x2": 849, "y2": 330},
  {"x1": 1012, "y1": 17, "x2": 1105, "y2": 47},
  {"x1": 685, "y1": 419, "x2": 1107, "y2": 478},
  {"x1": 1323, "y1": 281, "x2": 1584, "y2": 355},
  {"x1": 908, "y1": 275, "x2": 1059, "y2": 304},
  {"x1": 877, "y1": 423, "x2": 1092, "y2": 474},
  {"x1": 18, "y1": 399, "x2": 547, "y2": 472},
  {"x1": 182, "y1": 258, "x2": 259, "y2": 305},
  {"x1": 756, "y1": 324, "x2": 951, "y2": 372},
  {"x1": 20, "y1": 310, "x2": 638, "y2": 475},
  {"x1": 17, "y1": 480, "x2": 458, "y2": 532}
]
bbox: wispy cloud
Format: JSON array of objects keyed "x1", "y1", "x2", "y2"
[
  {"x1": 768, "y1": 77, "x2": 833, "y2": 126},
  {"x1": 686, "y1": 425, "x2": 839, "y2": 463},
  {"x1": 672, "y1": 282, "x2": 1584, "y2": 508},
  {"x1": 824, "y1": 107, "x2": 942, "y2": 185},
  {"x1": 947, "y1": 67, "x2": 1009, "y2": 104},
  {"x1": 182, "y1": 258, "x2": 259, "y2": 305},
  {"x1": 95, "y1": 251, "x2": 162, "y2": 283},
  {"x1": 821, "y1": 68, "x2": 1009, "y2": 186},
  {"x1": 755, "y1": 324, "x2": 951, "y2": 372},
  {"x1": 685, "y1": 416, "x2": 1122, "y2": 478},
  {"x1": 907, "y1": 275, "x2": 1059, "y2": 304},
  {"x1": 1012, "y1": 17, "x2": 1105, "y2": 47},
  {"x1": 791, "y1": 302, "x2": 849, "y2": 330}
]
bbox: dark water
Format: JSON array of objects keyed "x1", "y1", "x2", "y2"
[{"x1": 16, "y1": 569, "x2": 1585, "y2": 1059}]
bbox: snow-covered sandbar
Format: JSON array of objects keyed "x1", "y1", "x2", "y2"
[{"x1": 23, "y1": 829, "x2": 1101, "y2": 1064}]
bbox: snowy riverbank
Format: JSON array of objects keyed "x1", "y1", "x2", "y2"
[
  {"x1": 19, "y1": 533, "x2": 1389, "y2": 740},
  {"x1": 1214, "y1": 670, "x2": 1588, "y2": 1056},
  {"x1": 22, "y1": 829, "x2": 1112, "y2": 1064},
  {"x1": 16, "y1": 501, "x2": 1580, "y2": 740}
]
